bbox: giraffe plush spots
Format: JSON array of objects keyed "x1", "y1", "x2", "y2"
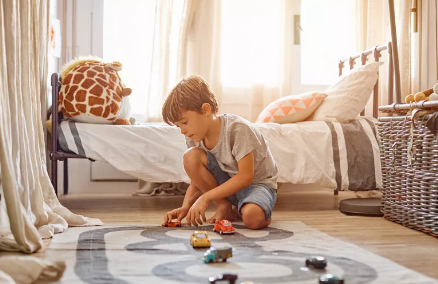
[{"x1": 58, "y1": 57, "x2": 132, "y2": 125}]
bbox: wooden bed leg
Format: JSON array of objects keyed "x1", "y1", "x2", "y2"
[
  {"x1": 63, "y1": 159, "x2": 69, "y2": 195},
  {"x1": 334, "y1": 190, "x2": 339, "y2": 195},
  {"x1": 51, "y1": 158, "x2": 58, "y2": 196}
]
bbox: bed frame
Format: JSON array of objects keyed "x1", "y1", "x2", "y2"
[
  {"x1": 49, "y1": 73, "x2": 93, "y2": 196},
  {"x1": 49, "y1": 42, "x2": 401, "y2": 196}
]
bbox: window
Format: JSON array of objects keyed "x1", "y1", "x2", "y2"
[
  {"x1": 301, "y1": 0, "x2": 357, "y2": 85},
  {"x1": 103, "y1": 0, "x2": 156, "y2": 117},
  {"x1": 221, "y1": 0, "x2": 284, "y2": 87},
  {"x1": 103, "y1": 0, "x2": 185, "y2": 119}
]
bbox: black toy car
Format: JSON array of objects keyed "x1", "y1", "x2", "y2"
[
  {"x1": 305, "y1": 256, "x2": 327, "y2": 269},
  {"x1": 208, "y1": 273, "x2": 238, "y2": 284},
  {"x1": 319, "y1": 274, "x2": 344, "y2": 284}
]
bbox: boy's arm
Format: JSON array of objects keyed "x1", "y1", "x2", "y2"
[
  {"x1": 182, "y1": 184, "x2": 202, "y2": 209},
  {"x1": 164, "y1": 184, "x2": 201, "y2": 222},
  {"x1": 202, "y1": 151, "x2": 254, "y2": 202}
]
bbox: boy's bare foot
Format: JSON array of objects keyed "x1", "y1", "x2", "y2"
[
  {"x1": 207, "y1": 203, "x2": 232, "y2": 224},
  {"x1": 207, "y1": 204, "x2": 243, "y2": 223},
  {"x1": 231, "y1": 205, "x2": 242, "y2": 221}
]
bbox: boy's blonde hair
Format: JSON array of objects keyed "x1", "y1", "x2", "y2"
[{"x1": 162, "y1": 75, "x2": 219, "y2": 125}]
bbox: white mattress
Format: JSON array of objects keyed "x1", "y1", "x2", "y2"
[{"x1": 58, "y1": 117, "x2": 382, "y2": 191}]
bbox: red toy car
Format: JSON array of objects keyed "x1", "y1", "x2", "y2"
[
  {"x1": 162, "y1": 221, "x2": 182, "y2": 227},
  {"x1": 213, "y1": 220, "x2": 235, "y2": 234}
]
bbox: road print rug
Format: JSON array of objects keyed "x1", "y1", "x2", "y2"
[{"x1": 44, "y1": 221, "x2": 438, "y2": 284}]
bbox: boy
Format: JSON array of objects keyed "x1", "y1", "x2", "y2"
[{"x1": 162, "y1": 75, "x2": 277, "y2": 230}]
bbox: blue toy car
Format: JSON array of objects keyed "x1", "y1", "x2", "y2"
[
  {"x1": 319, "y1": 274, "x2": 344, "y2": 284},
  {"x1": 204, "y1": 247, "x2": 232, "y2": 263}
]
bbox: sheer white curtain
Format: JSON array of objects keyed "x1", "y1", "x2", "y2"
[
  {"x1": 185, "y1": 0, "x2": 223, "y2": 109},
  {"x1": 103, "y1": 0, "x2": 194, "y2": 122},
  {"x1": 130, "y1": 0, "x2": 292, "y2": 122},
  {"x1": 214, "y1": 0, "x2": 292, "y2": 122},
  {"x1": 0, "y1": 0, "x2": 102, "y2": 258},
  {"x1": 145, "y1": 0, "x2": 196, "y2": 121},
  {"x1": 356, "y1": 0, "x2": 411, "y2": 113},
  {"x1": 117, "y1": 1, "x2": 409, "y2": 122},
  {"x1": 301, "y1": 0, "x2": 358, "y2": 86},
  {"x1": 103, "y1": 0, "x2": 156, "y2": 122}
]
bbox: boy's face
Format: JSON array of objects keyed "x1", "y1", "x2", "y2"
[{"x1": 174, "y1": 110, "x2": 209, "y2": 142}]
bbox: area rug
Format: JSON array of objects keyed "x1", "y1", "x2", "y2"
[{"x1": 44, "y1": 221, "x2": 438, "y2": 284}]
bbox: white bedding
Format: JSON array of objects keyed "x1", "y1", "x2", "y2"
[{"x1": 58, "y1": 117, "x2": 382, "y2": 191}]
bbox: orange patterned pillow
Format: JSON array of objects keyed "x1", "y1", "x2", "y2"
[{"x1": 256, "y1": 92, "x2": 327, "y2": 123}]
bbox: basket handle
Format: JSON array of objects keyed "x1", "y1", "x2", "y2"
[{"x1": 411, "y1": 108, "x2": 422, "y2": 127}]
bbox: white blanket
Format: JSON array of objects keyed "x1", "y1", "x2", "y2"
[{"x1": 58, "y1": 117, "x2": 381, "y2": 191}]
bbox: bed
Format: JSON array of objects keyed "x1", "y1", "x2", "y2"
[{"x1": 48, "y1": 43, "x2": 397, "y2": 196}]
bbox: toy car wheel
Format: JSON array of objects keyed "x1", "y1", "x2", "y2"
[
  {"x1": 209, "y1": 259, "x2": 213, "y2": 263},
  {"x1": 164, "y1": 224, "x2": 168, "y2": 227},
  {"x1": 220, "y1": 230, "x2": 223, "y2": 235},
  {"x1": 177, "y1": 224, "x2": 181, "y2": 227},
  {"x1": 222, "y1": 259, "x2": 227, "y2": 262}
]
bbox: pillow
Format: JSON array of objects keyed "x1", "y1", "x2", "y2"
[
  {"x1": 256, "y1": 91, "x2": 327, "y2": 123},
  {"x1": 307, "y1": 61, "x2": 383, "y2": 123}
]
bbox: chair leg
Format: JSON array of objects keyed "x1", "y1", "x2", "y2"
[
  {"x1": 51, "y1": 158, "x2": 58, "y2": 196},
  {"x1": 63, "y1": 159, "x2": 69, "y2": 195}
]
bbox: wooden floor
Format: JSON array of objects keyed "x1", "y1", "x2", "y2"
[{"x1": 58, "y1": 184, "x2": 438, "y2": 280}]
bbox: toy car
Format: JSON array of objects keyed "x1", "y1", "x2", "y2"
[
  {"x1": 213, "y1": 220, "x2": 235, "y2": 234},
  {"x1": 204, "y1": 247, "x2": 232, "y2": 263},
  {"x1": 190, "y1": 231, "x2": 211, "y2": 248},
  {"x1": 208, "y1": 273, "x2": 238, "y2": 284},
  {"x1": 162, "y1": 221, "x2": 182, "y2": 227},
  {"x1": 305, "y1": 256, "x2": 327, "y2": 269},
  {"x1": 319, "y1": 274, "x2": 344, "y2": 284}
]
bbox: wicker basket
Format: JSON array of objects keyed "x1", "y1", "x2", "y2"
[{"x1": 377, "y1": 102, "x2": 438, "y2": 237}]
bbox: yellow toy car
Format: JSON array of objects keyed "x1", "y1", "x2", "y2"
[{"x1": 190, "y1": 231, "x2": 211, "y2": 248}]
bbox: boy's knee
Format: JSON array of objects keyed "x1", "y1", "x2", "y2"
[
  {"x1": 183, "y1": 147, "x2": 207, "y2": 170},
  {"x1": 241, "y1": 203, "x2": 270, "y2": 230}
]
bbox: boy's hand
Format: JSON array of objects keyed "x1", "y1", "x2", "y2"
[
  {"x1": 187, "y1": 196, "x2": 209, "y2": 226},
  {"x1": 164, "y1": 207, "x2": 189, "y2": 223}
]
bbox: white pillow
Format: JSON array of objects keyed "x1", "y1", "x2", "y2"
[{"x1": 307, "y1": 62, "x2": 383, "y2": 123}]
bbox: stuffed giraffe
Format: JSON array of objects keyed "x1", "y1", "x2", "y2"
[{"x1": 58, "y1": 57, "x2": 132, "y2": 125}]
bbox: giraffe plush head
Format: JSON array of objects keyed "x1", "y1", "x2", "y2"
[{"x1": 58, "y1": 57, "x2": 132, "y2": 125}]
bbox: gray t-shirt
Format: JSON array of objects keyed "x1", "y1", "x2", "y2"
[{"x1": 186, "y1": 113, "x2": 278, "y2": 190}]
